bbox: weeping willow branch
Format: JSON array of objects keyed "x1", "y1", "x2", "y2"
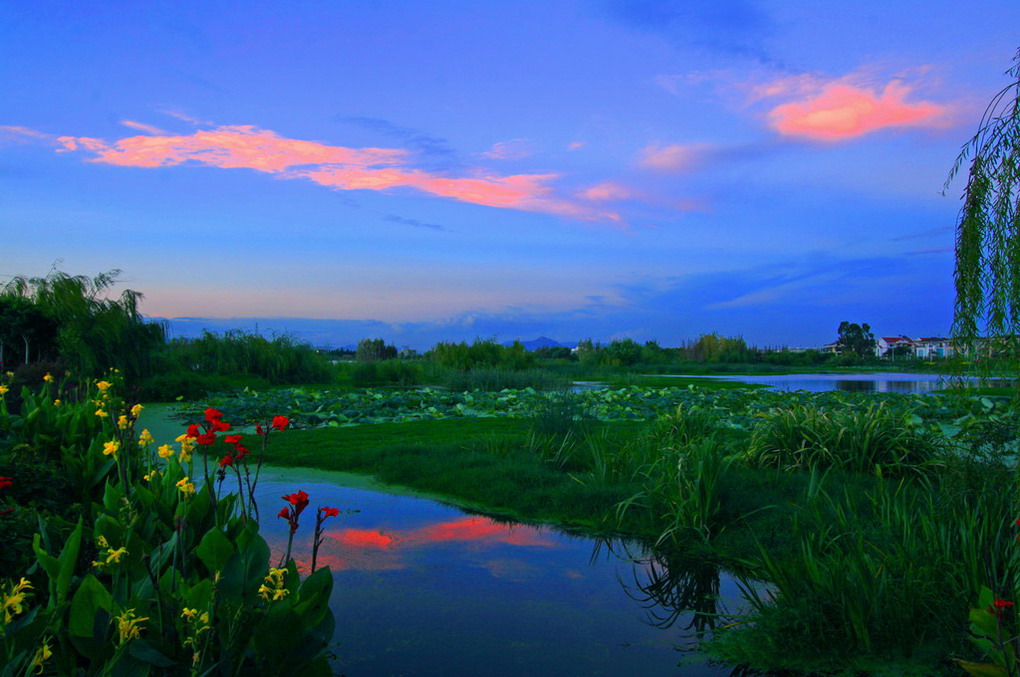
[{"x1": 945, "y1": 48, "x2": 1020, "y2": 352}]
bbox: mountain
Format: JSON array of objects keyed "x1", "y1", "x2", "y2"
[{"x1": 503, "y1": 336, "x2": 566, "y2": 351}]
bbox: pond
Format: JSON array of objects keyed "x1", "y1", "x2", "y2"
[
  {"x1": 655, "y1": 372, "x2": 1014, "y2": 394},
  {"x1": 253, "y1": 467, "x2": 742, "y2": 677}
]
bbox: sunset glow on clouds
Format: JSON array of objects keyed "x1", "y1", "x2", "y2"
[
  {"x1": 3, "y1": 1, "x2": 1014, "y2": 348},
  {"x1": 52, "y1": 124, "x2": 618, "y2": 221},
  {"x1": 762, "y1": 75, "x2": 951, "y2": 141}
]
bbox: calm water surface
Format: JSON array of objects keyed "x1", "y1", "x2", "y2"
[
  {"x1": 659, "y1": 372, "x2": 1013, "y2": 394},
  {"x1": 254, "y1": 469, "x2": 740, "y2": 677}
]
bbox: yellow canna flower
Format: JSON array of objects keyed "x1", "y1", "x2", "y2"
[
  {"x1": 96, "y1": 409, "x2": 109, "y2": 418},
  {"x1": 105, "y1": 547, "x2": 128, "y2": 564},
  {"x1": 0, "y1": 385, "x2": 8, "y2": 396},
  {"x1": 103, "y1": 440, "x2": 120, "y2": 457},
  {"x1": 157, "y1": 444, "x2": 174, "y2": 459},
  {"x1": 1, "y1": 578, "x2": 33, "y2": 623},
  {"x1": 114, "y1": 609, "x2": 148, "y2": 644},
  {"x1": 139, "y1": 429, "x2": 154, "y2": 447},
  {"x1": 4, "y1": 371, "x2": 12, "y2": 378},
  {"x1": 181, "y1": 608, "x2": 198, "y2": 621},
  {"x1": 143, "y1": 471, "x2": 157, "y2": 481},
  {"x1": 42, "y1": 373, "x2": 54, "y2": 383},
  {"x1": 96, "y1": 380, "x2": 112, "y2": 392},
  {"x1": 29, "y1": 639, "x2": 51, "y2": 675},
  {"x1": 117, "y1": 415, "x2": 129, "y2": 430},
  {"x1": 131, "y1": 403, "x2": 143, "y2": 418},
  {"x1": 258, "y1": 567, "x2": 289, "y2": 601},
  {"x1": 97, "y1": 535, "x2": 110, "y2": 549},
  {"x1": 53, "y1": 399, "x2": 60, "y2": 406},
  {"x1": 176, "y1": 477, "x2": 196, "y2": 495}
]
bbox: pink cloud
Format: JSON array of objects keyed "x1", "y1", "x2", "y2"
[
  {"x1": 566, "y1": 141, "x2": 586, "y2": 151},
  {"x1": 480, "y1": 139, "x2": 532, "y2": 160},
  {"x1": 120, "y1": 120, "x2": 169, "y2": 135},
  {"x1": 53, "y1": 124, "x2": 618, "y2": 222},
  {"x1": 760, "y1": 74, "x2": 951, "y2": 141},
  {"x1": 577, "y1": 181, "x2": 635, "y2": 202},
  {"x1": 0, "y1": 125, "x2": 52, "y2": 144},
  {"x1": 638, "y1": 143, "x2": 711, "y2": 173}
]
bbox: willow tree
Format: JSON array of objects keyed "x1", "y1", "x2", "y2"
[
  {"x1": 945, "y1": 48, "x2": 1020, "y2": 354},
  {"x1": 0, "y1": 269, "x2": 166, "y2": 380}
]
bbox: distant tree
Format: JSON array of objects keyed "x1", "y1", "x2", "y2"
[
  {"x1": 606, "y1": 338, "x2": 642, "y2": 366},
  {"x1": 945, "y1": 47, "x2": 1020, "y2": 347},
  {"x1": 534, "y1": 345, "x2": 574, "y2": 360},
  {"x1": 355, "y1": 338, "x2": 397, "y2": 362},
  {"x1": 836, "y1": 321, "x2": 876, "y2": 358}
]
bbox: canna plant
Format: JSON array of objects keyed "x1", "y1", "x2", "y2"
[{"x1": 0, "y1": 374, "x2": 339, "y2": 676}]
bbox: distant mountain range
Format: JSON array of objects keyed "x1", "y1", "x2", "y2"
[{"x1": 502, "y1": 336, "x2": 568, "y2": 350}]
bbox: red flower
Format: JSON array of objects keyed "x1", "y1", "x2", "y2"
[
  {"x1": 186, "y1": 424, "x2": 201, "y2": 438},
  {"x1": 219, "y1": 454, "x2": 234, "y2": 468},
  {"x1": 204, "y1": 407, "x2": 224, "y2": 423},
  {"x1": 282, "y1": 490, "x2": 309, "y2": 515},
  {"x1": 224, "y1": 434, "x2": 243, "y2": 445},
  {"x1": 0, "y1": 476, "x2": 12, "y2": 491},
  {"x1": 322, "y1": 506, "x2": 340, "y2": 518},
  {"x1": 233, "y1": 444, "x2": 249, "y2": 458},
  {"x1": 256, "y1": 423, "x2": 265, "y2": 436},
  {"x1": 277, "y1": 507, "x2": 290, "y2": 519},
  {"x1": 210, "y1": 419, "x2": 231, "y2": 433},
  {"x1": 272, "y1": 416, "x2": 289, "y2": 431},
  {"x1": 196, "y1": 432, "x2": 217, "y2": 446},
  {"x1": 992, "y1": 598, "x2": 1015, "y2": 619}
]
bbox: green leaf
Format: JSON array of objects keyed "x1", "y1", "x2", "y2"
[
  {"x1": 56, "y1": 519, "x2": 84, "y2": 603},
  {"x1": 956, "y1": 660, "x2": 1009, "y2": 677},
  {"x1": 129, "y1": 639, "x2": 177, "y2": 667}
]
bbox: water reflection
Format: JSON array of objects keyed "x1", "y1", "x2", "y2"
[
  {"x1": 254, "y1": 470, "x2": 739, "y2": 676},
  {"x1": 656, "y1": 372, "x2": 1013, "y2": 394}
]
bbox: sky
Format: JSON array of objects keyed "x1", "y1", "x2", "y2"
[{"x1": 2, "y1": 1, "x2": 1018, "y2": 350}]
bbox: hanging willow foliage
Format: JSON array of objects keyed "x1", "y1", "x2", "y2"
[{"x1": 945, "y1": 48, "x2": 1020, "y2": 348}]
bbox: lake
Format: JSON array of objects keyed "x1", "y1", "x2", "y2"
[
  {"x1": 254, "y1": 468, "x2": 741, "y2": 677},
  {"x1": 657, "y1": 372, "x2": 1013, "y2": 394}
]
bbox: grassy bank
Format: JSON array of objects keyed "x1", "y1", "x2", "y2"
[{"x1": 217, "y1": 387, "x2": 1019, "y2": 676}]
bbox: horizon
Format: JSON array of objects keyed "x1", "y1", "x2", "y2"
[{"x1": 4, "y1": 2, "x2": 1018, "y2": 348}]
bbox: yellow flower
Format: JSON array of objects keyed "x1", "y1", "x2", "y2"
[
  {"x1": 131, "y1": 403, "x2": 143, "y2": 418},
  {"x1": 103, "y1": 440, "x2": 120, "y2": 457},
  {"x1": 0, "y1": 385, "x2": 8, "y2": 396},
  {"x1": 114, "y1": 609, "x2": 148, "y2": 644},
  {"x1": 139, "y1": 429, "x2": 154, "y2": 447},
  {"x1": 29, "y1": 639, "x2": 51, "y2": 675},
  {"x1": 42, "y1": 373, "x2": 54, "y2": 383},
  {"x1": 53, "y1": 399, "x2": 60, "y2": 406},
  {"x1": 258, "y1": 567, "x2": 289, "y2": 601},
  {"x1": 176, "y1": 477, "x2": 196, "y2": 495},
  {"x1": 157, "y1": 444, "x2": 174, "y2": 459},
  {"x1": 2, "y1": 578, "x2": 33, "y2": 623},
  {"x1": 181, "y1": 608, "x2": 198, "y2": 621},
  {"x1": 4, "y1": 371, "x2": 12, "y2": 378},
  {"x1": 143, "y1": 471, "x2": 157, "y2": 481},
  {"x1": 96, "y1": 409, "x2": 109, "y2": 418},
  {"x1": 117, "y1": 415, "x2": 130, "y2": 430},
  {"x1": 96, "y1": 380, "x2": 112, "y2": 392},
  {"x1": 179, "y1": 449, "x2": 192, "y2": 464},
  {"x1": 97, "y1": 535, "x2": 110, "y2": 549},
  {"x1": 105, "y1": 547, "x2": 128, "y2": 565}
]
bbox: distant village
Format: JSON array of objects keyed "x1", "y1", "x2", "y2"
[{"x1": 815, "y1": 336, "x2": 955, "y2": 359}]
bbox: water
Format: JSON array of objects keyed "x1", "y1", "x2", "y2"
[
  {"x1": 254, "y1": 468, "x2": 740, "y2": 677},
  {"x1": 656, "y1": 372, "x2": 1014, "y2": 394}
]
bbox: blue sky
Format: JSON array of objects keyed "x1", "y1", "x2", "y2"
[{"x1": 2, "y1": 1, "x2": 1018, "y2": 349}]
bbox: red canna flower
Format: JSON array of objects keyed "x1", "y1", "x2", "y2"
[
  {"x1": 322, "y1": 506, "x2": 340, "y2": 518},
  {"x1": 186, "y1": 424, "x2": 201, "y2": 438},
  {"x1": 272, "y1": 416, "x2": 289, "y2": 431},
  {"x1": 233, "y1": 444, "x2": 249, "y2": 458},
  {"x1": 224, "y1": 434, "x2": 243, "y2": 445},
  {"x1": 992, "y1": 598, "x2": 1015, "y2": 619},
  {"x1": 282, "y1": 490, "x2": 309, "y2": 515},
  {"x1": 210, "y1": 419, "x2": 231, "y2": 433},
  {"x1": 277, "y1": 507, "x2": 290, "y2": 519},
  {"x1": 219, "y1": 454, "x2": 234, "y2": 468},
  {"x1": 204, "y1": 407, "x2": 224, "y2": 423},
  {"x1": 0, "y1": 476, "x2": 12, "y2": 491},
  {"x1": 196, "y1": 432, "x2": 217, "y2": 446},
  {"x1": 256, "y1": 423, "x2": 265, "y2": 436}
]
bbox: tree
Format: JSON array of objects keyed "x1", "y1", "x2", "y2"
[
  {"x1": 945, "y1": 47, "x2": 1020, "y2": 345},
  {"x1": 836, "y1": 321, "x2": 875, "y2": 358},
  {"x1": 355, "y1": 338, "x2": 396, "y2": 362}
]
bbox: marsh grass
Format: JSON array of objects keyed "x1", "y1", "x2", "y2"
[{"x1": 745, "y1": 402, "x2": 944, "y2": 476}]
